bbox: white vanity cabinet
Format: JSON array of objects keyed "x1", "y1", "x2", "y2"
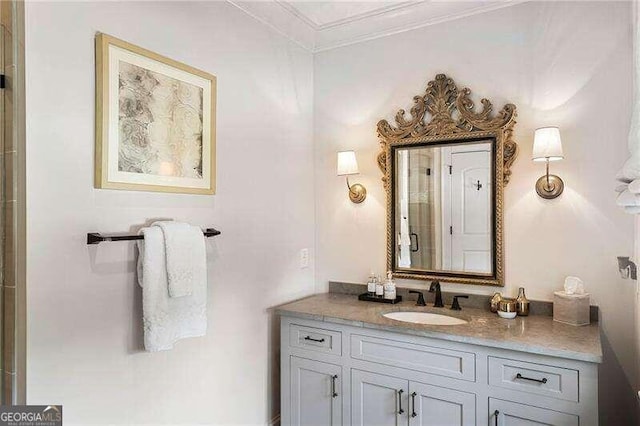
[
  {"x1": 410, "y1": 382, "x2": 476, "y2": 426},
  {"x1": 351, "y1": 369, "x2": 407, "y2": 425},
  {"x1": 350, "y1": 370, "x2": 476, "y2": 426},
  {"x1": 489, "y1": 399, "x2": 579, "y2": 426},
  {"x1": 280, "y1": 315, "x2": 598, "y2": 426},
  {"x1": 290, "y1": 357, "x2": 343, "y2": 426}
]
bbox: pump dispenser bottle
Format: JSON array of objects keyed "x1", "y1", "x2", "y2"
[
  {"x1": 384, "y1": 271, "x2": 396, "y2": 300},
  {"x1": 367, "y1": 273, "x2": 377, "y2": 296}
]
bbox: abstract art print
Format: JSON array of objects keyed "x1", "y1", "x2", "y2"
[{"x1": 95, "y1": 33, "x2": 216, "y2": 194}]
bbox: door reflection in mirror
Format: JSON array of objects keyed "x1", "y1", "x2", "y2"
[{"x1": 394, "y1": 140, "x2": 493, "y2": 275}]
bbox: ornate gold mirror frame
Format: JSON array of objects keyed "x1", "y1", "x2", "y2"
[{"x1": 377, "y1": 74, "x2": 517, "y2": 286}]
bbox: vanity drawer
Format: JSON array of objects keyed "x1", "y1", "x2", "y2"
[
  {"x1": 488, "y1": 356, "x2": 579, "y2": 402},
  {"x1": 350, "y1": 334, "x2": 475, "y2": 382},
  {"x1": 289, "y1": 324, "x2": 342, "y2": 356}
]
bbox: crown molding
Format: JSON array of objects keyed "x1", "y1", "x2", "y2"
[
  {"x1": 281, "y1": 1, "x2": 420, "y2": 31},
  {"x1": 229, "y1": 0, "x2": 528, "y2": 53},
  {"x1": 227, "y1": 0, "x2": 316, "y2": 51},
  {"x1": 273, "y1": 0, "x2": 320, "y2": 30},
  {"x1": 314, "y1": 0, "x2": 529, "y2": 52}
]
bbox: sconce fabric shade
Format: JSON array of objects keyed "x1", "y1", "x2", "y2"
[
  {"x1": 533, "y1": 127, "x2": 564, "y2": 162},
  {"x1": 337, "y1": 151, "x2": 359, "y2": 175}
]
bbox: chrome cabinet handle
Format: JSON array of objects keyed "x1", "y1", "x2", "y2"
[
  {"x1": 304, "y1": 336, "x2": 325, "y2": 343},
  {"x1": 331, "y1": 375, "x2": 338, "y2": 398},
  {"x1": 410, "y1": 392, "x2": 417, "y2": 418},
  {"x1": 515, "y1": 373, "x2": 548, "y2": 384},
  {"x1": 494, "y1": 410, "x2": 499, "y2": 426},
  {"x1": 397, "y1": 389, "x2": 404, "y2": 414}
]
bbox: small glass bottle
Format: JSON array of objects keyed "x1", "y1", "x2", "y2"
[
  {"x1": 384, "y1": 271, "x2": 396, "y2": 300},
  {"x1": 516, "y1": 287, "x2": 530, "y2": 316},
  {"x1": 375, "y1": 276, "x2": 384, "y2": 298},
  {"x1": 367, "y1": 273, "x2": 377, "y2": 296}
]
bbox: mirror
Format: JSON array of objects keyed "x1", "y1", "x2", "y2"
[
  {"x1": 394, "y1": 139, "x2": 494, "y2": 274},
  {"x1": 377, "y1": 74, "x2": 518, "y2": 286}
]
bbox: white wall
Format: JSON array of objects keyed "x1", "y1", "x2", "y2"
[
  {"x1": 314, "y1": 1, "x2": 638, "y2": 421},
  {"x1": 25, "y1": 1, "x2": 314, "y2": 424},
  {"x1": 24, "y1": 0, "x2": 640, "y2": 423}
]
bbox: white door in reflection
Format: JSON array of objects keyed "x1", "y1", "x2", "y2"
[{"x1": 449, "y1": 148, "x2": 491, "y2": 273}]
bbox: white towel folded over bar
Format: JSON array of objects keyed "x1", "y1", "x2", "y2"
[
  {"x1": 137, "y1": 224, "x2": 207, "y2": 351},
  {"x1": 155, "y1": 221, "x2": 205, "y2": 298}
]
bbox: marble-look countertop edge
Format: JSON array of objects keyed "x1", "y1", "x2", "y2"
[
  {"x1": 274, "y1": 294, "x2": 603, "y2": 364},
  {"x1": 277, "y1": 309, "x2": 601, "y2": 363}
]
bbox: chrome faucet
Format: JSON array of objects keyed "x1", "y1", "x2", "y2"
[{"x1": 429, "y1": 281, "x2": 444, "y2": 308}]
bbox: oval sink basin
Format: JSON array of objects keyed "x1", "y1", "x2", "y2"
[{"x1": 383, "y1": 311, "x2": 468, "y2": 326}]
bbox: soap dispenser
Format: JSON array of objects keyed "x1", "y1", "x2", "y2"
[
  {"x1": 367, "y1": 272, "x2": 377, "y2": 296},
  {"x1": 384, "y1": 271, "x2": 396, "y2": 300},
  {"x1": 375, "y1": 277, "x2": 384, "y2": 298}
]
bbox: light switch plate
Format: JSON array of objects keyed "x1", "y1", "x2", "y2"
[{"x1": 299, "y1": 248, "x2": 309, "y2": 269}]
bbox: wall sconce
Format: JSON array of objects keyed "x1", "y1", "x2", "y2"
[
  {"x1": 532, "y1": 127, "x2": 564, "y2": 199},
  {"x1": 337, "y1": 150, "x2": 367, "y2": 203},
  {"x1": 617, "y1": 256, "x2": 637, "y2": 280}
]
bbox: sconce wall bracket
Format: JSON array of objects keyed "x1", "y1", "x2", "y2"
[
  {"x1": 348, "y1": 181, "x2": 367, "y2": 203},
  {"x1": 535, "y1": 158, "x2": 564, "y2": 199},
  {"x1": 535, "y1": 174, "x2": 564, "y2": 199},
  {"x1": 338, "y1": 151, "x2": 367, "y2": 204}
]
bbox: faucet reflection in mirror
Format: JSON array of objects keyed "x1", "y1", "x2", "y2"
[
  {"x1": 337, "y1": 151, "x2": 367, "y2": 203},
  {"x1": 533, "y1": 127, "x2": 564, "y2": 199}
]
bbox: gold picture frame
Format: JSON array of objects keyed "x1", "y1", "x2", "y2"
[
  {"x1": 377, "y1": 74, "x2": 518, "y2": 286},
  {"x1": 95, "y1": 33, "x2": 217, "y2": 194}
]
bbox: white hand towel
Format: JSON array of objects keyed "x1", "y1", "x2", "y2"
[
  {"x1": 617, "y1": 188, "x2": 640, "y2": 207},
  {"x1": 154, "y1": 221, "x2": 206, "y2": 298},
  {"x1": 137, "y1": 226, "x2": 207, "y2": 352}
]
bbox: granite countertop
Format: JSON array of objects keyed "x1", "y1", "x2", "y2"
[{"x1": 275, "y1": 293, "x2": 602, "y2": 363}]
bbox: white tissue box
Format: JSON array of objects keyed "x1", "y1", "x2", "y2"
[{"x1": 553, "y1": 291, "x2": 590, "y2": 326}]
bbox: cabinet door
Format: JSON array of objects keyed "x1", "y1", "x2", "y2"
[
  {"x1": 351, "y1": 369, "x2": 409, "y2": 426},
  {"x1": 290, "y1": 357, "x2": 342, "y2": 426},
  {"x1": 489, "y1": 399, "x2": 578, "y2": 426},
  {"x1": 408, "y1": 381, "x2": 475, "y2": 426}
]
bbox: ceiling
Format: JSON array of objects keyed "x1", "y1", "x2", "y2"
[
  {"x1": 229, "y1": 0, "x2": 526, "y2": 52},
  {"x1": 279, "y1": 1, "x2": 415, "y2": 29}
]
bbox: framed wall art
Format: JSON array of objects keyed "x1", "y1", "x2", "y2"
[{"x1": 95, "y1": 33, "x2": 216, "y2": 194}]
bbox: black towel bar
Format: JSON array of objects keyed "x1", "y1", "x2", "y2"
[{"x1": 87, "y1": 228, "x2": 221, "y2": 245}]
